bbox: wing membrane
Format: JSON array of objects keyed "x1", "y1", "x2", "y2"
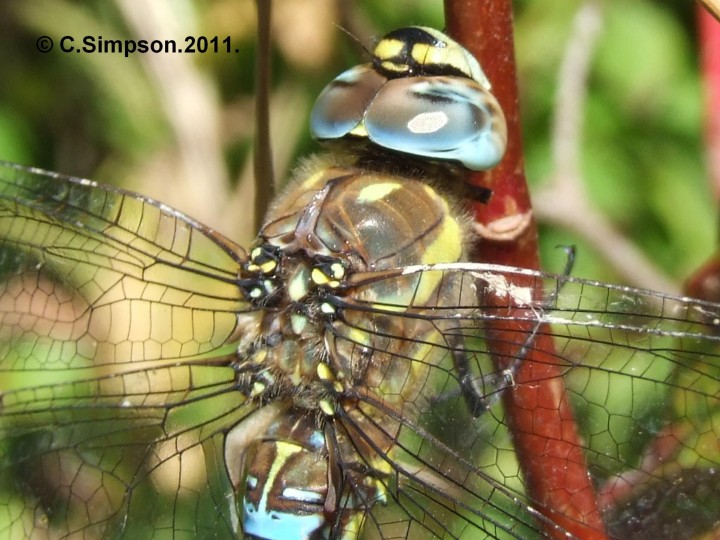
[
  {"x1": 0, "y1": 162, "x2": 254, "y2": 538},
  {"x1": 329, "y1": 263, "x2": 720, "y2": 538},
  {"x1": 3, "y1": 161, "x2": 720, "y2": 538},
  {"x1": 0, "y1": 161, "x2": 248, "y2": 372}
]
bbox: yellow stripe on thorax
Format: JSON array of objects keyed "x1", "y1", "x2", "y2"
[
  {"x1": 357, "y1": 182, "x2": 401, "y2": 202},
  {"x1": 409, "y1": 187, "x2": 463, "y2": 306}
]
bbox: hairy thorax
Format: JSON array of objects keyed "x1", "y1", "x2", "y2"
[{"x1": 234, "y1": 154, "x2": 475, "y2": 414}]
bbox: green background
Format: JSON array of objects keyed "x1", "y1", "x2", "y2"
[{"x1": 0, "y1": 0, "x2": 712, "y2": 292}]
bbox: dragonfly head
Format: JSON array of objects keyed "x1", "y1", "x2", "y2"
[
  {"x1": 309, "y1": 27, "x2": 507, "y2": 171},
  {"x1": 372, "y1": 26, "x2": 491, "y2": 86}
]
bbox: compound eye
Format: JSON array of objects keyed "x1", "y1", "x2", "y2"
[
  {"x1": 364, "y1": 76, "x2": 507, "y2": 170},
  {"x1": 311, "y1": 26, "x2": 506, "y2": 171},
  {"x1": 310, "y1": 65, "x2": 386, "y2": 141}
]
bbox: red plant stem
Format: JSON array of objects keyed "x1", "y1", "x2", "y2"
[
  {"x1": 699, "y1": 4, "x2": 720, "y2": 201},
  {"x1": 444, "y1": 1, "x2": 607, "y2": 538},
  {"x1": 685, "y1": 6, "x2": 720, "y2": 299}
]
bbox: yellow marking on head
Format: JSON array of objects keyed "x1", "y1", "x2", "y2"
[
  {"x1": 357, "y1": 182, "x2": 401, "y2": 202},
  {"x1": 410, "y1": 43, "x2": 435, "y2": 66},
  {"x1": 411, "y1": 45, "x2": 469, "y2": 77},
  {"x1": 374, "y1": 38, "x2": 404, "y2": 61},
  {"x1": 404, "y1": 28, "x2": 490, "y2": 88},
  {"x1": 379, "y1": 60, "x2": 408, "y2": 73}
]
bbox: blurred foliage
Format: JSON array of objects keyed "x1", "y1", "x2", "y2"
[
  {"x1": 0, "y1": 0, "x2": 713, "y2": 285},
  {"x1": 515, "y1": 1, "x2": 711, "y2": 284}
]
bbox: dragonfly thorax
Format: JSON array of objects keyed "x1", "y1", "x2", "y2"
[
  {"x1": 236, "y1": 248, "x2": 348, "y2": 407},
  {"x1": 235, "y1": 154, "x2": 475, "y2": 409},
  {"x1": 229, "y1": 155, "x2": 479, "y2": 538}
]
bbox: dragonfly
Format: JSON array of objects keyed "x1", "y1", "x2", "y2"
[{"x1": 1, "y1": 18, "x2": 720, "y2": 540}]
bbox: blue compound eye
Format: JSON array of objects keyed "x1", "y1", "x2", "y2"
[
  {"x1": 309, "y1": 26, "x2": 507, "y2": 171},
  {"x1": 309, "y1": 65, "x2": 386, "y2": 141},
  {"x1": 364, "y1": 76, "x2": 506, "y2": 170}
]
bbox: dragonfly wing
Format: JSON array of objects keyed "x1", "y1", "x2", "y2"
[
  {"x1": 0, "y1": 160, "x2": 248, "y2": 372},
  {"x1": 0, "y1": 162, "x2": 254, "y2": 538},
  {"x1": 329, "y1": 263, "x2": 720, "y2": 538}
]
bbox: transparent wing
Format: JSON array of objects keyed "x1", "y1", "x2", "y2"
[
  {"x1": 325, "y1": 263, "x2": 720, "y2": 539},
  {"x1": 3, "y1": 160, "x2": 719, "y2": 539},
  {"x1": 0, "y1": 162, "x2": 254, "y2": 538}
]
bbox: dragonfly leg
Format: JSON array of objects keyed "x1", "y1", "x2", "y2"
[
  {"x1": 451, "y1": 343, "x2": 496, "y2": 417},
  {"x1": 452, "y1": 313, "x2": 548, "y2": 418}
]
